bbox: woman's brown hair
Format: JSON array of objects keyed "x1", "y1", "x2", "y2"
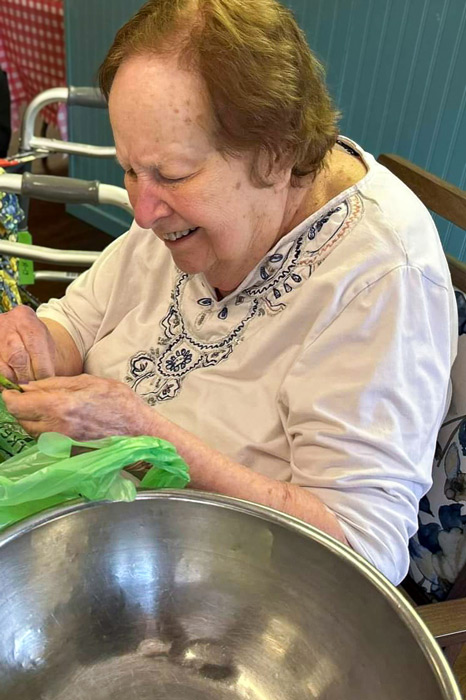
[{"x1": 99, "y1": 0, "x2": 340, "y2": 186}]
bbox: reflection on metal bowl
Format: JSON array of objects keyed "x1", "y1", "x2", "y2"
[{"x1": 0, "y1": 491, "x2": 461, "y2": 699}]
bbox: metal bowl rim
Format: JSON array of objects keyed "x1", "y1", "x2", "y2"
[{"x1": 0, "y1": 489, "x2": 461, "y2": 699}]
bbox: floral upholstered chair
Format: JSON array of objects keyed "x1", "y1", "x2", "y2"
[
  {"x1": 378, "y1": 154, "x2": 466, "y2": 660},
  {"x1": 409, "y1": 287, "x2": 466, "y2": 602}
]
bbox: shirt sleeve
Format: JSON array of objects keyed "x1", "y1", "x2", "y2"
[
  {"x1": 36, "y1": 231, "x2": 130, "y2": 360},
  {"x1": 280, "y1": 265, "x2": 455, "y2": 584}
]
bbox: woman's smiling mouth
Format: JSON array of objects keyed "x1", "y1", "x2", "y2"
[{"x1": 162, "y1": 226, "x2": 200, "y2": 242}]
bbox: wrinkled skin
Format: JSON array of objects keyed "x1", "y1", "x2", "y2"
[
  {"x1": 0, "y1": 306, "x2": 56, "y2": 383},
  {"x1": 2, "y1": 375, "x2": 155, "y2": 441}
]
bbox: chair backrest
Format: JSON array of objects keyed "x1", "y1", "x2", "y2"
[
  {"x1": 378, "y1": 154, "x2": 466, "y2": 603},
  {"x1": 378, "y1": 154, "x2": 466, "y2": 289}
]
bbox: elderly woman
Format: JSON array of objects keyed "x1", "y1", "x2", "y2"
[{"x1": 0, "y1": 0, "x2": 457, "y2": 584}]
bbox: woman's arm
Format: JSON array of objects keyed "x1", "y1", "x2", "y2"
[
  {"x1": 3, "y1": 266, "x2": 454, "y2": 585},
  {"x1": 2, "y1": 372, "x2": 347, "y2": 543},
  {"x1": 35, "y1": 229, "x2": 133, "y2": 372},
  {"x1": 146, "y1": 410, "x2": 349, "y2": 544}
]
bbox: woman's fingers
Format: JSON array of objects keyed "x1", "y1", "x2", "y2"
[
  {"x1": 20, "y1": 375, "x2": 88, "y2": 392},
  {"x1": 0, "y1": 359, "x2": 19, "y2": 385},
  {"x1": 16, "y1": 308, "x2": 56, "y2": 380},
  {"x1": 4, "y1": 386, "x2": 83, "y2": 439},
  {"x1": 2, "y1": 388, "x2": 52, "y2": 420},
  {"x1": 14, "y1": 420, "x2": 50, "y2": 440},
  {"x1": 3, "y1": 375, "x2": 150, "y2": 441},
  {"x1": 1, "y1": 334, "x2": 33, "y2": 383},
  {"x1": 0, "y1": 307, "x2": 56, "y2": 382},
  {"x1": 19, "y1": 329, "x2": 56, "y2": 380}
]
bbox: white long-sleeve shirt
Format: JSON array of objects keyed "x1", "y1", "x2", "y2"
[{"x1": 38, "y1": 137, "x2": 457, "y2": 584}]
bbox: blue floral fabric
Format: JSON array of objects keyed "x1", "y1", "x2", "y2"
[
  {"x1": 0, "y1": 171, "x2": 37, "y2": 312},
  {"x1": 0, "y1": 169, "x2": 24, "y2": 312},
  {"x1": 409, "y1": 289, "x2": 466, "y2": 601}
]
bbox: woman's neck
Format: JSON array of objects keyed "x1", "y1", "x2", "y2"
[{"x1": 281, "y1": 148, "x2": 368, "y2": 235}]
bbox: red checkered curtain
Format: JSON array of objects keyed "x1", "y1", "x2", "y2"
[{"x1": 0, "y1": 0, "x2": 66, "y2": 137}]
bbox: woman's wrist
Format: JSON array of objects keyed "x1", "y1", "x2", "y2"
[{"x1": 42, "y1": 319, "x2": 83, "y2": 376}]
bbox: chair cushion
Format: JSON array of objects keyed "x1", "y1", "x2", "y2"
[{"x1": 409, "y1": 289, "x2": 466, "y2": 601}]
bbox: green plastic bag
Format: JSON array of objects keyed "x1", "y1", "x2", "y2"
[{"x1": 0, "y1": 431, "x2": 190, "y2": 531}]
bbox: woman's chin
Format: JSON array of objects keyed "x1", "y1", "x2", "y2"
[{"x1": 169, "y1": 253, "x2": 209, "y2": 277}]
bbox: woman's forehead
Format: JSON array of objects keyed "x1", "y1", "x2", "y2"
[
  {"x1": 110, "y1": 55, "x2": 211, "y2": 126},
  {"x1": 109, "y1": 55, "x2": 215, "y2": 157}
]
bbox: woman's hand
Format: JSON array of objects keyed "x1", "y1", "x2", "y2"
[
  {"x1": 2, "y1": 374, "x2": 154, "y2": 440},
  {"x1": 4, "y1": 373, "x2": 349, "y2": 547},
  {"x1": 0, "y1": 306, "x2": 56, "y2": 383}
]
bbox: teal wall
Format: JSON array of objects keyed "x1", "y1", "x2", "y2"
[
  {"x1": 65, "y1": 0, "x2": 466, "y2": 255},
  {"x1": 64, "y1": 0, "x2": 141, "y2": 236}
]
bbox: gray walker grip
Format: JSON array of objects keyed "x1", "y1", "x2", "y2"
[
  {"x1": 67, "y1": 87, "x2": 107, "y2": 109},
  {"x1": 21, "y1": 172, "x2": 100, "y2": 204}
]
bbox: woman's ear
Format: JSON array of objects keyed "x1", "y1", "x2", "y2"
[
  {"x1": 271, "y1": 153, "x2": 294, "y2": 192},
  {"x1": 255, "y1": 146, "x2": 293, "y2": 190}
]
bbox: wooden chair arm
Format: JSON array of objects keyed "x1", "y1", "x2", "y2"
[
  {"x1": 447, "y1": 254, "x2": 466, "y2": 291},
  {"x1": 416, "y1": 598, "x2": 466, "y2": 647},
  {"x1": 378, "y1": 153, "x2": 466, "y2": 230}
]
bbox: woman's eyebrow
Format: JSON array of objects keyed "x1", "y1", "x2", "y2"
[
  {"x1": 114, "y1": 153, "x2": 201, "y2": 176},
  {"x1": 114, "y1": 154, "x2": 161, "y2": 173}
]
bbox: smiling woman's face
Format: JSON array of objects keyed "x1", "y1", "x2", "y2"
[{"x1": 109, "y1": 54, "x2": 296, "y2": 296}]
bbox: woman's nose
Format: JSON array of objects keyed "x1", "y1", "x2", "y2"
[{"x1": 132, "y1": 182, "x2": 173, "y2": 229}]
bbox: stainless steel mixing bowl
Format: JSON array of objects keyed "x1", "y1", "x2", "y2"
[{"x1": 0, "y1": 491, "x2": 461, "y2": 699}]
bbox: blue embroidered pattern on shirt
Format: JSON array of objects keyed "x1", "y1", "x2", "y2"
[
  {"x1": 126, "y1": 284, "x2": 260, "y2": 404},
  {"x1": 126, "y1": 194, "x2": 362, "y2": 404}
]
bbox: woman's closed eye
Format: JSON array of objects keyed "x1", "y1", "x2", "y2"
[
  {"x1": 158, "y1": 173, "x2": 189, "y2": 184},
  {"x1": 125, "y1": 168, "x2": 189, "y2": 185}
]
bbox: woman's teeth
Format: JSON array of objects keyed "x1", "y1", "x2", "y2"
[{"x1": 164, "y1": 227, "x2": 198, "y2": 241}]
